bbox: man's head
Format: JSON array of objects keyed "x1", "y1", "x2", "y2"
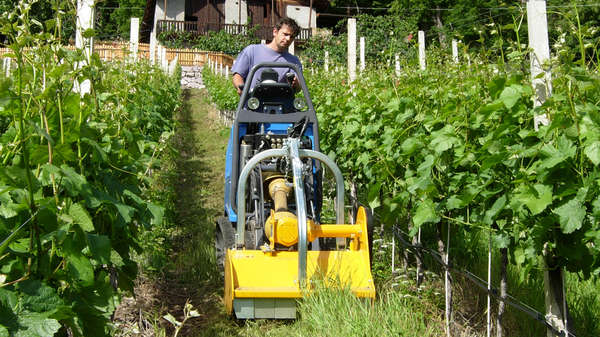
[{"x1": 271, "y1": 18, "x2": 300, "y2": 52}]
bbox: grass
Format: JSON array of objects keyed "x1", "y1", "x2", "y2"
[{"x1": 114, "y1": 87, "x2": 239, "y2": 337}]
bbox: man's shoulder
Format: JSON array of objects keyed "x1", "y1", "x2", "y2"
[
  {"x1": 283, "y1": 52, "x2": 301, "y2": 65},
  {"x1": 242, "y1": 44, "x2": 264, "y2": 53}
]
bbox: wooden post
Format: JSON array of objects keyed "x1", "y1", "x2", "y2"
[
  {"x1": 527, "y1": 0, "x2": 552, "y2": 130},
  {"x1": 324, "y1": 51, "x2": 329, "y2": 72},
  {"x1": 437, "y1": 223, "x2": 452, "y2": 337},
  {"x1": 289, "y1": 41, "x2": 295, "y2": 55},
  {"x1": 347, "y1": 18, "x2": 357, "y2": 83},
  {"x1": 452, "y1": 39, "x2": 458, "y2": 64},
  {"x1": 391, "y1": 231, "x2": 395, "y2": 273},
  {"x1": 130, "y1": 18, "x2": 140, "y2": 62},
  {"x1": 360, "y1": 37, "x2": 365, "y2": 72},
  {"x1": 497, "y1": 248, "x2": 508, "y2": 337},
  {"x1": 445, "y1": 223, "x2": 452, "y2": 337},
  {"x1": 418, "y1": 30, "x2": 426, "y2": 70},
  {"x1": 395, "y1": 54, "x2": 400, "y2": 76},
  {"x1": 415, "y1": 226, "x2": 423, "y2": 287}
]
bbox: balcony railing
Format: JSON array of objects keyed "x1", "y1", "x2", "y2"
[{"x1": 156, "y1": 20, "x2": 312, "y2": 42}]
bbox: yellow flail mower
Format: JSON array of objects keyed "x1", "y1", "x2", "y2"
[{"x1": 216, "y1": 62, "x2": 375, "y2": 319}]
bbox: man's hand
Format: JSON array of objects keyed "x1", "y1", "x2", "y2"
[
  {"x1": 292, "y1": 76, "x2": 300, "y2": 92},
  {"x1": 232, "y1": 73, "x2": 245, "y2": 96}
]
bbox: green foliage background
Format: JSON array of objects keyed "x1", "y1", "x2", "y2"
[{"x1": 0, "y1": 1, "x2": 180, "y2": 335}]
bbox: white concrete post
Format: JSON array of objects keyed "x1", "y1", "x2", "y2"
[
  {"x1": 452, "y1": 39, "x2": 459, "y2": 64},
  {"x1": 289, "y1": 41, "x2": 295, "y2": 55},
  {"x1": 130, "y1": 18, "x2": 140, "y2": 62},
  {"x1": 75, "y1": 0, "x2": 94, "y2": 96},
  {"x1": 418, "y1": 30, "x2": 426, "y2": 70},
  {"x1": 149, "y1": 36, "x2": 156, "y2": 65},
  {"x1": 168, "y1": 56, "x2": 178, "y2": 75},
  {"x1": 527, "y1": 0, "x2": 552, "y2": 129},
  {"x1": 3, "y1": 58, "x2": 10, "y2": 77},
  {"x1": 225, "y1": 65, "x2": 229, "y2": 77},
  {"x1": 261, "y1": 39, "x2": 266, "y2": 44},
  {"x1": 324, "y1": 51, "x2": 329, "y2": 72},
  {"x1": 347, "y1": 18, "x2": 357, "y2": 83},
  {"x1": 162, "y1": 47, "x2": 168, "y2": 72},
  {"x1": 76, "y1": 0, "x2": 94, "y2": 63},
  {"x1": 395, "y1": 54, "x2": 401, "y2": 76},
  {"x1": 360, "y1": 37, "x2": 365, "y2": 72}
]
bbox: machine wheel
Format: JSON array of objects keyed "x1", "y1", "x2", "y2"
[{"x1": 215, "y1": 217, "x2": 235, "y2": 275}]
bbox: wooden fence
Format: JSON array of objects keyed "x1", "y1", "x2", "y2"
[{"x1": 1, "y1": 41, "x2": 235, "y2": 68}]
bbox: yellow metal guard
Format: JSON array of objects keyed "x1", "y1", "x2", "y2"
[{"x1": 224, "y1": 207, "x2": 375, "y2": 318}]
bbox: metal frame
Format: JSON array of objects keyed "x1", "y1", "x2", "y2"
[{"x1": 236, "y1": 138, "x2": 345, "y2": 284}]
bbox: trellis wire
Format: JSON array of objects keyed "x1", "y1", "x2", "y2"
[{"x1": 390, "y1": 225, "x2": 576, "y2": 337}]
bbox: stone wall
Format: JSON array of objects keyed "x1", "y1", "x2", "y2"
[{"x1": 180, "y1": 66, "x2": 205, "y2": 89}]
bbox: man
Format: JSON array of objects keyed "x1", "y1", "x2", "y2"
[{"x1": 231, "y1": 18, "x2": 302, "y2": 95}]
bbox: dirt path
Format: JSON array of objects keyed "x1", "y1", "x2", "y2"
[{"x1": 114, "y1": 88, "x2": 240, "y2": 337}]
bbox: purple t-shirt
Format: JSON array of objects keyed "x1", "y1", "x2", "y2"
[{"x1": 231, "y1": 44, "x2": 302, "y2": 90}]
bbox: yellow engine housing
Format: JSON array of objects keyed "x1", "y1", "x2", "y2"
[{"x1": 265, "y1": 210, "x2": 315, "y2": 247}]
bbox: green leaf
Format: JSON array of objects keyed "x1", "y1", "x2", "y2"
[
  {"x1": 584, "y1": 141, "x2": 600, "y2": 165},
  {"x1": 493, "y1": 233, "x2": 510, "y2": 249},
  {"x1": 499, "y1": 85, "x2": 521, "y2": 109},
  {"x1": 86, "y1": 234, "x2": 111, "y2": 265},
  {"x1": 430, "y1": 126, "x2": 459, "y2": 154},
  {"x1": 69, "y1": 203, "x2": 93, "y2": 232},
  {"x1": 515, "y1": 184, "x2": 553, "y2": 215},
  {"x1": 147, "y1": 203, "x2": 164, "y2": 226},
  {"x1": 553, "y1": 198, "x2": 586, "y2": 234},
  {"x1": 15, "y1": 312, "x2": 60, "y2": 337},
  {"x1": 66, "y1": 253, "x2": 94, "y2": 287},
  {"x1": 413, "y1": 199, "x2": 440, "y2": 226},
  {"x1": 114, "y1": 203, "x2": 135, "y2": 223},
  {"x1": 539, "y1": 135, "x2": 576, "y2": 170},
  {"x1": 367, "y1": 183, "x2": 381, "y2": 210},
  {"x1": 18, "y1": 280, "x2": 64, "y2": 314},
  {"x1": 163, "y1": 313, "x2": 181, "y2": 327},
  {"x1": 484, "y1": 194, "x2": 507, "y2": 225}
]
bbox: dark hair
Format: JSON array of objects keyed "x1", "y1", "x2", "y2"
[{"x1": 275, "y1": 17, "x2": 300, "y2": 38}]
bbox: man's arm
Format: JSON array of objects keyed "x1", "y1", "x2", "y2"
[{"x1": 232, "y1": 73, "x2": 245, "y2": 96}]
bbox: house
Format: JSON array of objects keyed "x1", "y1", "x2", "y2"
[{"x1": 142, "y1": 0, "x2": 330, "y2": 44}]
